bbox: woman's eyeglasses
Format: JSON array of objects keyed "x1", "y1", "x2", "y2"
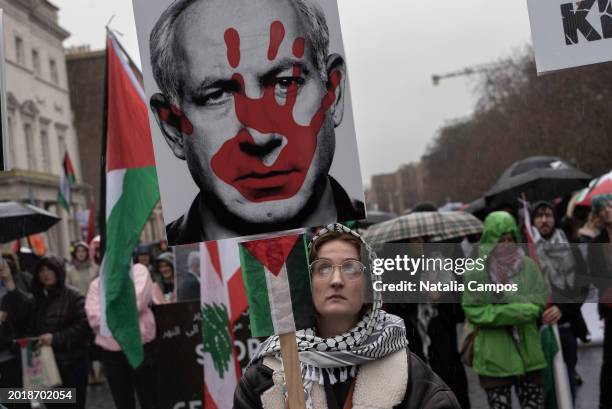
[{"x1": 309, "y1": 259, "x2": 365, "y2": 280}]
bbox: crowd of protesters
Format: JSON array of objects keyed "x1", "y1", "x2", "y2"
[
  {"x1": 384, "y1": 194, "x2": 611, "y2": 409},
  {"x1": 0, "y1": 192, "x2": 610, "y2": 409},
  {"x1": 0, "y1": 238, "x2": 188, "y2": 409}
]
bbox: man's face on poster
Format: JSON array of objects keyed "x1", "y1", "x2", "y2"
[{"x1": 153, "y1": 0, "x2": 345, "y2": 225}]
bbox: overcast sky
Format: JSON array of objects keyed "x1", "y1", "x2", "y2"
[{"x1": 53, "y1": 0, "x2": 533, "y2": 186}]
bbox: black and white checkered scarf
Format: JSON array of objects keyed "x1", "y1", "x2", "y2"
[{"x1": 250, "y1": 224, "x2": 408, "y2": 408}]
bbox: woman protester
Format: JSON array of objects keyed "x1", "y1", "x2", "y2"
[
  {"x1": 66, "y1": 241, "x2": 99, "y2": 296},
  {"x1": 2, "y1": 255, "x2": 90, "y2": 409},
  {"x1": 462, "y1": 211, "x2": 549, "y2": 409},
  {"x1": 152, "y1": 251, "x2": 176, "y2": 304},
  {"x1": 0, "y1": 253, "x2": 32, "y2": 407},
  {"x1": 234, "y1": 223, "x2": 461, "y2": 409},
  {"x1": 85, "y1": 263, "x2": 159, "y2": 409}
]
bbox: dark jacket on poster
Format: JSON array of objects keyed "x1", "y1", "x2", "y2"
[
  {"x1": 588, "y1": 229, "x2": 612, "y2": 319},
  {"x1": 2, "y1": 267, "x2": 90, "y2": 370},
  {"x1": 234, "y1": 349, "x2": 461, "y2": 409},
  {"x1": 166, "y1": 176, "x2": 366, "y2": 245}
]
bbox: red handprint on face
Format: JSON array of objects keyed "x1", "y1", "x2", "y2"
[{"x1": 210, "y1": 20, "x2": 342, "y2": 203}]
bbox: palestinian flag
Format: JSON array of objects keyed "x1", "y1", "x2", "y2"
[
  {"x1": 99, "y1": 32, "x2": 159, "y2": 368},
  {"x1": 239, "y1": 234, "x2": 314, "y2": 337},
  {"x1": 522, "y1": 200, "x2": 540, "y2": 265},
  {"x1": 58, "y1": 151, "x2": 76, "y2": 211},
  {"x1": 201, "y1": 239, "x2": 247, "y2": 409}
]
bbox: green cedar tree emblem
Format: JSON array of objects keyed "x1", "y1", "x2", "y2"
[{"x1": 201, "y1": 303, "x2": 233, "y2": 378}]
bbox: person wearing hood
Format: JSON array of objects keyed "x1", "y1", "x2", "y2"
[
  {"x1": 1, "y1": 255, "x2": 90, "y2": 409},
  {"x1": 0, "y1": 253, "x2": 32, "y2": 408},
  {"x1": 134, "y1": 244, "x2": 153, "y2": 274},
  {"x1": 153, "y1": 252, "x2": 176, "y2": 304},
  {"x1": 177, "y1": 250, "x2": 201, "y2": 301},
  {"x1": 462, "y1": 211, "x2": 549, "y2": 409},
  {"x1": 90, "y1": 235, "x2": 102, "y2": 265},
  {"x1": 66, "y1": 241, "x2": 99, "y2": 296},
  {"x1": 234, "y1": 223, "x2": 461, "y2": 409}
]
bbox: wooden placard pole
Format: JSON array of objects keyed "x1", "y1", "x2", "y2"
[{"x1": 279, "y1": 332, "x2": 306, "y2": 409}]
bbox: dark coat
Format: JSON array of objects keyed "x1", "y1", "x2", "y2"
[
  {"x1": 588, "y1": 229, "x2": 612, "y2": 319},
  {"x1": 166, "y1": 176, "x2": 366, "y2": 245},
  {"x1": 2, "y1": 257, "x2": 90, "y2": 370},
  {"x1": 234, "y1": 351, "x2": 461, "y2": 409}
]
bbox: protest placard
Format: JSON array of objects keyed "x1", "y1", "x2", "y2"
[
  {"x1": 527, "y1": 0, "x2": 612, "y2": 73},
  {"x1": 131, "y1": 0, "x2": 366, "y2": 244}
]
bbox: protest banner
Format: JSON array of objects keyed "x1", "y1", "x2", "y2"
[
  {"x1": 153, "y1": 302, "x2": 204, "y2": 409},
  {"x1": 239, "y1": 233, "x2": 313, "y2": 409},
  {"x1": 527, "y1": 0, "x2": 612, "y2": 73},
  {"x1": 131, "y1": 0, "x2": 366, "y2": 244}
]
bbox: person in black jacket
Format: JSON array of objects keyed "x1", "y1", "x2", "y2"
[
  {"x1": 0, "y1": 253, "x2": 32, "y2": 408},
  {"x1": 587, "y1": 194, "x2": 612, "y2": 409},
  {"x1": 2, "y1": 255, "x2": 90, "y2": 409},
  {"x1": 234, "y1": 224, "x2": 461, "y2": 409}
]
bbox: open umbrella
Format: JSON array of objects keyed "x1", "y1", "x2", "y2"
[
  {"x1": 0, "y1": 202, "x2": 61, "y2": 243},
  {"x1": 484, "y1": 156, "x2": 591, "y2": 209},
  {"x1": 576, "y1": 170, "x2": 612, "y2": 207},
  {"x1": 355, "y1": 210, "x2": 397, "y2": 229},
  {"x1": 362, "y1": 211, "x2": 483, "y2": 251}
]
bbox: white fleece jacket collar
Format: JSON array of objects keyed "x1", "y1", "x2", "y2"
[{"x1": 261, "y1": 348, "x2": 408, "y2": 409}]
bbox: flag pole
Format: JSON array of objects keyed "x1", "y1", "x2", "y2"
[
  {"x1": 99, "y1": 28, "x2": 110, "y2": 258},
  {"x1": 279, "y1": 332, "x2": 307, "y2": 409}
]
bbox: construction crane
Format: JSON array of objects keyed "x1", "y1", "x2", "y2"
[{"x1": 431, "y1": 62, "x2": 503, "y2": 86}]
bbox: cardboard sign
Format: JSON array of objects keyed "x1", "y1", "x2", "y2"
[
  {"x1": 527, "y1": 0, "x2": 612, "y2": 73},
  {"x1": 132, "y1": 0, "x2": 366, "y2": 244},
  {"x1": 153, "y1": 302, "x2": 205, "y2": 409}
]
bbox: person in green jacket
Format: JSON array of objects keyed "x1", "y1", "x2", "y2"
[{"x1": 462, "y1": 211, "x2": 549, "y2": 409}]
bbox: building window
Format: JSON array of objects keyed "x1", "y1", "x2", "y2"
[
  {"x1": 24, "y1": 123, "x2": 36, "y2": 170},
  {"x1": 40, "y1": 128, "x2": 50, "y2": 172},
  {"x1": 7, "y1": 116, "x2": 15, "y2": 168},
  {"x1": 32, "y1": 49, "x2": 40, "y2": 75},
  {"x1": 49, "y1": 58, "x2": 58, "y2": 84},
  {"x1": 15, "y1": 36, "x2": 24, "y2": 65},
  {"x1": 57, "y1": 131, "x2": 65, "y2": 170}
]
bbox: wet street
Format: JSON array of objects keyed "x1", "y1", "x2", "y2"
[{"x1": 466, "y1": 344, "x2": 603, "y2": 409}]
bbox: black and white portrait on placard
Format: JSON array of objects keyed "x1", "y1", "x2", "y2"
[{"x1": 132, "y1": 0, "x2": 366, "y2": 244}]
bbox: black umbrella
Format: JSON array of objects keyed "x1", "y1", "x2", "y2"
[
  {"x1": 355, "y1": 210, "x2": 397, "y2": 229},
  {"x1": 484, "y1": 156, "x2": 591, "y2": 209},
  {"x1": 0, "y1": 202, "x2": 61, "y2": 243}
]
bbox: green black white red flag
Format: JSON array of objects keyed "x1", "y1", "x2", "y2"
[
  {"x1": 238, "y1": 234, "x2": 314, "y2": 337},
  {"x1": 58, "y1": 151, "x2": 75, "y2": 211},
  {"x1": 99, "y1": 32, "x2": 159, "y2": 368}
]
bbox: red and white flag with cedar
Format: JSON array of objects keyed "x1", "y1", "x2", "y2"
[{"x1": 200, "y1": 239, "x2": 248, "y2": 409}]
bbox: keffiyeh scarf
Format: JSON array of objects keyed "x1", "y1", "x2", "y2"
[
  {"x1": 250, "y1": 223, "x2": 408, "y2": 409},
  {"x1": 532, "y1": 227, "x2": 576, "y2": 290}
]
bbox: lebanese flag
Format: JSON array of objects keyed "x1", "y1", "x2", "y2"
[
  {"x1": 58, "y1": 151, "x2": 76, "y2": 211},
  {"x1": 239, "y1": 234, "x2": 314, "y2": 337},
  {"x1": 201, "y1": 239, "x2": 246, "y2": 409},
  {"x1": 99, "y1": 32, "x2": 159, "y2": 368}
]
